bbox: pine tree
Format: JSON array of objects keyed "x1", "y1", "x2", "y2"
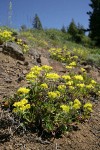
[
  {"x1": 32, "y1": 14, "x2": 43, "y2": 30},
  {"x1": 87, "y1": 0, "x2": 100, "y2": 46},
  {"x1": 61, "y1": 25, "x2": 66, "y2": 33},
  {"x1": 67, "y1": 19, "x2": 78, "y2": 40}
]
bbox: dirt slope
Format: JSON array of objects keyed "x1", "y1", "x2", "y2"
[{"x1": 0, "y1": 51, "x2": 100, "y2": 150}]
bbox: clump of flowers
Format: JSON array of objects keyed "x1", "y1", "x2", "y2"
[
  {"x1": 17, "y1": 38, "x2": 29, "y2": 53},
  {"x1": 0, "y1": 29, "x2": 14, "y2": 43},
  {"x1": 8, "y1": 65, "x2": 99, "y2": 135}
]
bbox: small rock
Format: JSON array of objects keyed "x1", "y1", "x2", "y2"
[
  {"x1": 84, "y1": 65, "x2": 92, "y2": 73},
  {"x1": 23, "y1": 70, "x2": 28, "y2": 75},
  {"x1": 40, "y1": 56, "x2": 50, "y2": 66},
  {"x1": 17, "y1": 60, "x2": 24, "y2": 65},
  {"x1": 0, "y1": 48, "x2": 3, "y2": 52},
  {"x1": 5, "y1": 78, "x2": 12, "y2": 83},
  {"x1": 29, "y1": 49, "x2": 41, "y2": 63}
]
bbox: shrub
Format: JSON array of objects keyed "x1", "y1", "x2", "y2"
[{"x1": 9, "y1": 65, "x2": 100, "y2": 135}]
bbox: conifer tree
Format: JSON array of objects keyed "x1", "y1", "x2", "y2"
[
  {"x1": 87, "y1": 0, "x2": 100, "y2": 46},
  {"x1": 32, "y1": 14, "x2": 43, "y2": 30},
  {"x1": 67, "y1": 19, "x2": 78, "y2": 40},
  {"x1": 61, "y1": 25, "x2": 66, "y2": 33}
]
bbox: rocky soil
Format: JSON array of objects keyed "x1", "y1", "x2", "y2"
[{"x1": 0, "y1": 46, "x2": 100, "y2": 150}]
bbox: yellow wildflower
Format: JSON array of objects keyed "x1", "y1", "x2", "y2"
[
  {"x1": 58, "y1": 85, "x2": 66, "y2": 92},
  {"x1": 66, "y1": 66, "x2": 73, "y2": 69},
  {"x1": 81, "y1": 68, "x2": 86, "y2": 72},
  {"x1": 77, "y1": 83, "x2": 85, "y2": 88},
  {"x1": 91, "y1": 80, "x2": 97, "y2": 84},
  {"x1": 48, "y1": 91, "x2": 60, "y2": 99},
  {"x1": 69, "y1": 61, "x2": 76, "y2": 66},
  {"x1": 62, "y1": 75, "x2": 71, "y2": 80},
  {"x1": 69, "y1": 86, "x2": 75, "y2": 90},
  {"x1": 74, "y1": 99, "x2": 81, "y2": 106},
  {"x1": 46, "y1": 73, "x2": 60, "y2": 80},
  {"x1": 17, "y1": 87, "x2": 30, "y2": 94},
  {"x1": 72, "y1": 56, "x2": 78, "y2": 59},
  {"x1": 26, "y1": 73, "x2": 37, "y2": 80},
  {"x1": 60, "y1": 104, "x2": 70, "y2": 113},
  {"x1": 73, "y1": 103, "x2": 81, "y2": 110},
  {"x1": 83, "y1": 102, "x2": 93, "y2": 112},
  {"x1": 66, "y1": 81, "x2": 73, "y2": 86},
  {"x1": 31, "y1": 66, "x2": 42, "y2": 72},
  {"x1": 74, "y1": 75, "x2": 83, "y2": 81},
  {"x1": 73, "y1": 99, "x2": 81, "y2": 110},
  {"x1": 40, "y1": 83, "x2": 48, "y2": 89},
  {"x1": 24, "y1": 104, "x2": 31, "y2": 109},
  {"x1": 86, "y1": 84, "x2": 94, "y2": 89},
  {"x1": 20, "y1": 99, "x2": 28, "y2": 105},
  {"x1": 42, "y1": 65, "x2": 52, "y2": 71}
]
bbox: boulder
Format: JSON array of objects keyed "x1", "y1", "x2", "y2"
[
  {"x1": 50, "y1": 60, "x2": 66, "y2": 73},
  {"x1": 3, "y1": 42, "x2": 25, "y2": 61}
]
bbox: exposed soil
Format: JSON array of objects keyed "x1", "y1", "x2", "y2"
[{"x1": 0, "y1": 51, "x2": 100, "y2": 150}]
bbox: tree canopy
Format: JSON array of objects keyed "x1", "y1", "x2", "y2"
[
  {"x1": 32, "y1": 14, "x2": 43, "y2": 30},
  {"x1": 87, "y1": 0, "x2": 100, "y2": 46}
]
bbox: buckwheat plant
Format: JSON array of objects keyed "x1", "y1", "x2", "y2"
[{"x1": 11, "y1": 65, "x2": 99, "y2": 135}]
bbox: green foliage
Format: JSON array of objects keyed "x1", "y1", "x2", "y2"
[
  {"x1": 32, "y1": 14, "x2": 43, "y2": 30},
  {"x1": 67, "y1": 19, "x2": 78, "y2": 41},
  {"x1": 67, "y1": 20, "x2": 86, "y2": 44},
  {"x1": 86, "y1": 53, "x2": 100, "y2": 66},
  {"x1": 87, "y1": 0, "x2": 100, "y2": 46}
]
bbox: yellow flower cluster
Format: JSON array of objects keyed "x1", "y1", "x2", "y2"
[
  {"x1": 17, "y1": 38, "x2": 29, "y2": 53},
  {"x1": 48, "y1": 91, "x2": 60, "y2": 99},
  {"x1": 46, "y1": 73, "x2": 60, "y2": 81},
  {"x1": 81, "y1": 68, "x2": 86, "y2": 72},
  {"x1": 31, "y1": 66, "x2": 42, "y2": 75},
  {"x1": 58, "y1": 85, "x2": 66, "y2": 92},
  {"x1": 73, "y1": 99, "x2": 81, "y2": 110},
  {"x1": 40, "y1": 83, "x2": 48, "y2": 89},
  {"x1": 26, "y1": 66, "x2": 42, "y2": 81},
  {"x1": 26, "y1": 65, "x2": 60, "y2": 82},
  {"x1": 60, "y1": 104, "x2": 70, "y2": 113},
  {"x1": 77, "y1": 83, "x2": 85, "y2": 88},
  {"x1": 17, "y1": 87, "x2": 30, "y2": 95},
  {"x1": 26, "y1": 72, "x2": 37, "y2": 81},
  {"x1": 74, "y1": 75, "x2": 83, "y2": 81},
  {"x1": 0, "y1": 30, "x2": 14, "y2": 42},
  {"x1": 62, "y1": 75, "x2": 71, "y2": 80},
  {"x1": 83, "y1": 102, "x2": 93, "y2": 112},
  {"x1": 69, "y1": 61, "x2": 76, "y2": 67},
  {"x1": 66, "y1": 81, "x2": 73, "y2": 86},
  {"x1": 13, "y1": 98, "x2": 30, "y2": 111},
  {"x1": 42, "y1": 65, "x2": 52, "y2": 72},
  {"x1": 66, "y1": 66, "x2": 73, "y2": 69},
  {"x1": 86, "y1": 84, "x2": 94, "y2": 89},
  {"x1": 91, "y1": 80, "x2": 97, "y2": 84}
]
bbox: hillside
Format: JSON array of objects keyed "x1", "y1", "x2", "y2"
[{"x1": 0, "y1": 28, "x2": 100, "y2": 150}]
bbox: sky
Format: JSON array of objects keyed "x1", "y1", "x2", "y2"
[{"x1": 0, "y1": 0, "x2": 91, "y2": 29}]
